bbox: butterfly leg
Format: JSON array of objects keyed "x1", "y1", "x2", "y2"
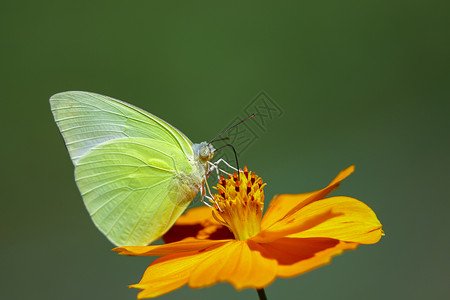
[
  {"x1": 201, "y1": 197, "x2": 214, "y2": 208},
  {"x1": 204, "y1": 179, "x2": 224, "y2": 212},
  {"x1": 206, "y1": 161, "x2": 219, "y2": 179},
  {"x1": 200, "y1": 184, "x2": 214, "y2": 208},
  {"x1": 212, "y1": 158, "x2": 243, "y2": 174},
  {"x1": 207, "y1": 160, "x2": 231, "y2": 179}
]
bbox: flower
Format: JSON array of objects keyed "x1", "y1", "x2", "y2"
[{"x1": 114, "y1": 166, "x2": 383, "y2": 299}]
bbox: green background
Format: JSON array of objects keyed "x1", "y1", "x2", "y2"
[{"x1": 1, "y1": 1, "x2": 449, "y2": 299}]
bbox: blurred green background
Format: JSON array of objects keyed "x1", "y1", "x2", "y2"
[{"x1": 1, "y1": 0, "x2": 449, "y2": 299}]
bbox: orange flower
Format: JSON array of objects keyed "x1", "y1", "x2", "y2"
[{"x1": 114, "y1": 166, "x2": 383, "y2": 299}]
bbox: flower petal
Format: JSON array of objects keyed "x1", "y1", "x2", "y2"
[
  {"x1": 113, "y1": 239, "x2": 229, "y2": 256},
  {"x1": 267, "y1": 196, "x2": 383, "y2": 244},
  {"x1": 189, "y1": 240, "x2": 278, "y2": 290},
  {"x1": 261, "y1": 166, "x2": 354, "y2": 229},
  {"x1": 173, "y1": 206, "x2": 217, "y2": 225},
  {"x1": 131, "y1": 246, "x2": 222, "y2": 299},
  {"x1": 252, "y1": 209, "x2": 338, "y2": 243},
  {"x1": 162, "y1": 206, "x2": 234, "y2": 243},
  {"x1": 255, "y1": 237, "x2": 359, "y2": 277}
]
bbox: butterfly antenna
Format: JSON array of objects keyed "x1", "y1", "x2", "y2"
[
  {"x1": 210, "y1": 136, "x2": 230, "y2": 143},
  {"x1": 215, "y1": 144, "x2": 240, "y2": 175},
  {"x1": 208, "y1": 113, "x2": 256, "y2": 144}
]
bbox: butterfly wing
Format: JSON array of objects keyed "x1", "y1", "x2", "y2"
[
  {"x1": 50, "y1": 92, "x2": 203, "y2": 246},
  {"x1": 50, "y1": 91, "x2": 193, "y2": 164},
  {"x1": 75, "y1": 138, "x2": 199, "y2": 246}
]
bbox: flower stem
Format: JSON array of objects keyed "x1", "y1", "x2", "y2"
[{"x1": 256, "y1": 288, "x2": 268, "y2": 300}]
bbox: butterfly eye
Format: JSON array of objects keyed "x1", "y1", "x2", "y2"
[{"x1": 199, "y1": 144, "x2": 214, "y2": 162}]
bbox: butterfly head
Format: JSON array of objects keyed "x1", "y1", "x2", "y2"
[{"x1": 195, "y1": 142, "x2": 215, "y2": 163}]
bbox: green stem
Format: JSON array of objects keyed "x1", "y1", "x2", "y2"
[{"x1": 256, "y1": 288, "x2": 268, "y2": 300}]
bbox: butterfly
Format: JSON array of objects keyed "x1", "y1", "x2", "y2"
[{"x1": 50, "y1": 91, "x2": 218, "y2": 246}]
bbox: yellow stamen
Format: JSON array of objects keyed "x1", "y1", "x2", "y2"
[{"x1": 211, "y1": 166, "x2": 266, "y2": 240}]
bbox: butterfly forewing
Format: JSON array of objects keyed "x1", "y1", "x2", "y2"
[{"x1": 50, "y1": 91, "x2": 193, "y2": 165}]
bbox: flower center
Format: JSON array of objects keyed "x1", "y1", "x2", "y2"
[{"x1": 211, "y1": 166, "x2": 266, "y2": 240}]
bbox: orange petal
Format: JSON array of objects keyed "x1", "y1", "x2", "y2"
[
  {"x1": 113, "y1": 239, "x2": 229, "y2": 256},
  {"x1": 163, "y1": 222, "x2": 233, "y2": 243},
  {"x1": 256, "y1": 237, "x2": 359, "y2": 277},
  {"x1": 162, "y1": 206, "x2": 234, "y2": 243},
  {"x1": 262, "y1": 166, "x2": 354, "y2": 229},
  {"x1": 273, "y1": 196, "x2": 383, "y2": 244},
  {"x1": 131, "y1": 246, "x2": 222, "y2": 299},
  {"x1": 252, "y1": 209, "x2": 338, "y2": 243},
  {"x1": 173, "y1": 206, "x2": 217, "y2": 225},
  {"x1": 189, "y1": 240, "x2": 278, "y2": 290}
]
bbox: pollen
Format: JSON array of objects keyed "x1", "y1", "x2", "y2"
[{"x1": 211, "y1": 166, "x2": 266, "y2": 240}]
